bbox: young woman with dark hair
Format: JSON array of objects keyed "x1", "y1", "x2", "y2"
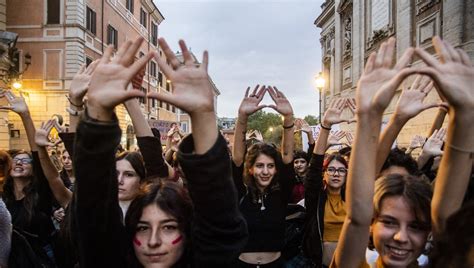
[
  {"x1": 116, "y1": 151, "x2": 146, "y2": 219},
  {"x1": 73, "y1": 37, "x2": 247, "y2": 267},
  {"x1": 232, "y1": 85, "x2": 295, "y2": 267},
  {"x1": 301, "y1": 98, "x2": 351, "y2": 267},
  {"x1": 0, "y1": 91, "x2": 72, "y2": 266}
]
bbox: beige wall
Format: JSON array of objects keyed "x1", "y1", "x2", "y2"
[
  {"x1": 315, "y1": 0, "x2": 473, "y2": 147},
  {"x1": 4, "y1": 0, "x2": 176, "y2": 150}
]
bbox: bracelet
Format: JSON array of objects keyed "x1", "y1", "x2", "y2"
[
  {"x1": 66, "y1": 107, "x2": 81, "y2": 116},
  {"x1": 448, "y1": 143, "x2": 474, "y2": 157},
  {"x1": 321, "y1": 124, "x2": 331, "y2": 130},
  {"x1": 283, "y1": 122, "x2": 295, "y2": 129},
  {"x1": 66, "y1": 95, "x2": 84, "y2": 108}
]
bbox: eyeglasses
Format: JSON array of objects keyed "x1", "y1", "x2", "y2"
[
  {"x1": 13, "y1": 158, "x2": 33, "y2": 164},
  {"x1": 326, "y1": 167, "x2": 347, "y2": 176}
]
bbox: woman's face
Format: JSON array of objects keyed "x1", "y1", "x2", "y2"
[
  {"x1": 293, "y1": 158, "x2": 308, "y2": 176},
  {"x1": 10, "y1": 153, "x2": 33, "y2": 178},
  {"x1": 249, "y1": 153, "x2": 276, "y2": 191},
  {"x1": 116, "y1": 159, "x2": 141, "y2": 201},
  {"x1": 323, "y1": 159, "x2": 347, "y2": 190},
  {"x1": 61, "y1": 151, "x2": 73, "y2": 171},
  {"x1": 134, "y1": 204, "x2": 185, "y2": 268},
  {"x1": 372, "y1": 196, "x2": 430, "y2": 267}
]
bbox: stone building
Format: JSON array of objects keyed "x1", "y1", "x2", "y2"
[
  {"x1": 315, "y1": 0, "x2": 474, "y2": 146},
  {"x1": 2, "y1": 0, "x2": 179, "y2": 150}
]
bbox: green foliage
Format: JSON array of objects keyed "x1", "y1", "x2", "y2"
[
  {"x1": 303, "y1": 114, "x2": 319, "y2": 126},
  {"x1": 247, "y1": 110, "x2": 282, "y2": 135},
  {"x1": 247, "y1": 110, "x2": 283, "y2": 146}
]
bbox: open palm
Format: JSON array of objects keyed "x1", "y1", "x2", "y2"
[
  {"x1": 87, "y1": 38, "x2": 153, "y2": 111},
  {"x1": 148, "y1": 38, "x2": 214, "y2": 115},
  {"x1": 238, "y1": 85, "x2": 266, "y2": 117},
  {"x1": 357, "y1": 38, "x2": 415, "y2": 114},
  {"x1": 394, "y1": 75, "x2": 437, "y2": 119},
  {"x1": 416, "y1": 37, "x2": 474, "y2": 111}
]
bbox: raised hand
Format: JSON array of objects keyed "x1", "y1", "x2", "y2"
[
  {"x1": 345, "y1": 98, "x2": 357, "y2": 123},
  {"x1": 409, "y1": 134, "x2": 425, "y2": 150},
  {"x1": 300, "y1": 120, "x2": 312, "y2": 134},
  {"x1": 35, "y1": 120, "x2": 62, "y2": 147},
  {"x1": 394, "y1": 75, "x2": 438, "y2": 119},
  {"x1": 328, "y1": 130, "x2": 345, "y2": 145},
  {"x1": 322, "y1": 98, "x2": 347, "y2": 127},
  {"x1": 416, "y1": 36, "x2": 474, "y2": 113},
  {"x1": 267, "y1": 86, "x2": 294, "y2": 117},
  {"x1": 357, "y1": 37, "x2": 415, "y2": 114},
  {"x1": 148, "y1": 38, "x2": 214, "y2": 115},
  {"x1": 238, "y1": 85, "x2": 266, "y2": 118},
  {"x1": 345, "y1": 132, "x2": 354, "y2": 145},
  {"x1": 0, "y1": 90, "x2": 29, "y2": 115},
  {"x1": 422, "y1": 128, "x2": 446, "y2": 157},
  {"x1": 69, "y1": 60, "x2": 99, "y2": 105},
  {"x1": 87, "y1": 37, "x2": 154, "y2": 120}
]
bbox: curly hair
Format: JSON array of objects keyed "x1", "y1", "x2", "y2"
[{"x1": 243, "y1": 142, "x2": 282, "y2": 203}]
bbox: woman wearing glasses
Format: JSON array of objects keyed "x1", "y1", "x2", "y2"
[{"x1": 302, "y1": 98, "x2": 351, "y2": 267}]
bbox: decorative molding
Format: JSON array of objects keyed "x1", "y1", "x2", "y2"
[{"x1": 416, "y1": 0, "x2": 440, "y2": 16}]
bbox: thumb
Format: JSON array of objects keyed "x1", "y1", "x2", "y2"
[{"x1": 122, "y1": 90, "x2": 145, "y2": 102}]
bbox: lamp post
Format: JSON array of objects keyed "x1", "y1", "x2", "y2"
[{"x1": 315, "y1": 72, "x2": 326, "y2": 123}]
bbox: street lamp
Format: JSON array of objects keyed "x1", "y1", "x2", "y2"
[
  {"x1": 269, "y1": 127, "x2": 274, "y2": 132},
  {"x1": 315, "y1": 72, "x2": 326, "y2": 122}
]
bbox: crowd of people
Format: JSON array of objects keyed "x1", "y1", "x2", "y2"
[{"x1": 0, "y1": 35, "x2": 472, "y2": 268}]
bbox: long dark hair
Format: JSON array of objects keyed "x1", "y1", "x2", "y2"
[
  {"x1": 125, "y1": 181, "x2": 193, "y2": 267},
  {"x1": 3, "y1": 150, "x2": 37, "y2": 223},
  {"x1": 243, "y1": 142, "x2": 282, "y2": 203},
  {"x1": 116, "y1": 151, "x2": 146, "y2": 182},
  {"x1": 0, "y1": 150, "x2": 12, "y2": 195}
]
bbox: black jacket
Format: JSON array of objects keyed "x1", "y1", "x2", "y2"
[
  {"x1": 73, "y1": 113, "x2": 248, "y2": 267},
  {"x1": 302, "y1": 153, "x2": 346, "y2": 266}
]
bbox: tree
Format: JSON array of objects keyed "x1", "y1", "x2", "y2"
[
  {"x1": 247, "y1": 110, "x2": 282, "y2": 135},
  {"x1": 303, "y1": 114, "x2": 319, "y2": 126}
]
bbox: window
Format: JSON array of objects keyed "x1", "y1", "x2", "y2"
[
  {"x1": 151, "y1": 22, "x2": 158, "y2": 46},
  {"x1": 152, "y1": 99, "x2": 157, "y2": 108},
  {"x1": 86, "y1": 7, "x2": 96, "y2": 35},
  {"x1": 158, "y1": 72, "x2": 163, "y2": 87},
  {"x1": 139, "y1": 87, "x2": 147, "y2": 104},
  {"x1": 126, "y1": 0, "x2": 134, "y2": 13},
  {"x1": 107, "y1": 25, "x2": 118, "y2": 49},
  {"x1": 150, "y1": 61, "x2": 157, "y2": 77},
  {"x1": 47, "y1": 0, "x2": 60, "y2": 24},
  {"x1": 172, "y1": 106, "x2": 176, "y2": 113},
  {"x1": 166, "y1": 103, "x2": 170, "y2": 111},
  {"x1": 140, "y1": 8, "x2": 147, "y2": 28},
  {"x1": 166, "y1": 79, "x2": 170, "y2": 91}
]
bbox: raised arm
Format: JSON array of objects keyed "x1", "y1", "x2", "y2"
[
  {"x1": 416, "y1": 36, "x2": 474, "y2": 237},
  {"x1": 417, "y1": 128, "x2": 445, "y2": 169},
  {"x1": 267, "y1": 86, "x2": 295, "y2": 164},
  {"x1": 35, "y1": 120, "x2": 72, "y2": 208},
  {"x1": 232, "y1": 85, "x2": 266, "y2": 166},
  {"x1": 148, "y1": 38, "x2": 247, "y2": 265},
  {"x1": 74, "y1": 37, "x2": 154, "y2": 267},
  {"x1": 124, "y1": 78, "x2": 171, "y2": 179},
  {"x1": 333, "y1": 38, "x2": 416, "y2": 267},
  {"x1": 375, "y1": 75, "x2": 437, "y2": 173},
  {"x1": 314, "y1": 98, "x2": 346, "y2": 155},
  {"x1": 0, "y1": 91, "x2": 37, "y2": 151},
  {"x1": 67, "y1": 60, "x2": 98, "y2": 132}
]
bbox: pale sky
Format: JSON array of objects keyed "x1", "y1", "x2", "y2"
[{"x1": 153, "y1": 0, "x2": 324, "y2": 119}]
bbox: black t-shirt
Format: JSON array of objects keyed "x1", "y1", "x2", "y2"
[{"x1": 233, "y1": 160, "x2": 294, "y2": 252}]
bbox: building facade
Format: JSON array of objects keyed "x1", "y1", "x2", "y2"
[
  {"x1": 315, "y1": 0, "x2": 474, "y2": 146},
  {"x1": 3, "y1": 0, "x2": 181, "y2": 150}
]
